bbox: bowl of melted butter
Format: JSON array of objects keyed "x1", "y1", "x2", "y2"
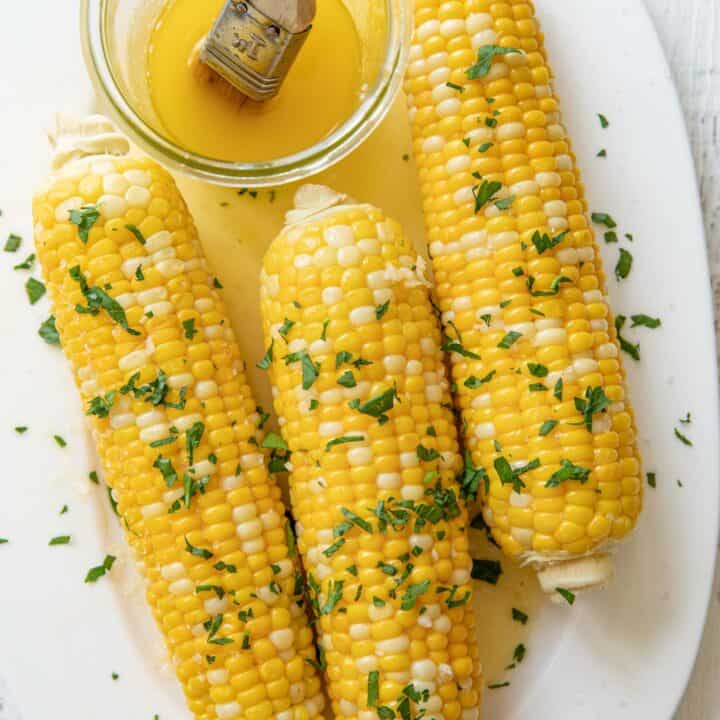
[{"x1": 81, "y1": 0, "x2": 412, "y2": 186}]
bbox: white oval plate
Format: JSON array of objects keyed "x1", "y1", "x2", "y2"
[{"x1": 0, "y1": 1, "x2": 717, "y2": 719}]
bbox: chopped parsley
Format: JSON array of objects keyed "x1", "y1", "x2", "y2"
[
  {"x1": 647, "y1": 472, "x2": 657, "y2": 488},
  {"x1": 38, "y1": 315, "x2": 60, "y2": 345},
  {"x1": 630, "y1": 314, "x2": 661, "y2": 329},
  {"x1": 574, "y1": 386, "x2": 610, "y2": 432},
  {"x1": 13, "y1": 253, "x2": 35, "y2": 271},
  {"x1": 54, "y1": 435, "x2": 67, "y2": 448},
  {"x1": 497, "y1": 331, "x2": 522, "y2": 349},
  {"x1": 441, "y1": 335, "x2": 481, "y2": 359},
  {"x1": 494, "y1": 456, "x2": 540, "y2": 493},
  {"x1": 376, "y1": 300, "x2": 390, "y2": 320},
  {"x1": 478, "y1": 142, "x2": 493, "y2": 153},
  {"x1": 527, "y1": 362, "x2": 548, "y2": 378},
  {"x1": 337, "y1": 370, "x2": 356, "y2": 388},
  {"x1": 258, "y1": 340, "x2": 274, "y2": 369},
  {"x1": 597, "y1": 113, "x2": 610, "y2": 128},
  {"x1": 458, "y1": 451, "x2": 489, "y2": 502},
  {"x1": 182, "y1": 318, "x2": 198, "y2": 339},
  {"x1": 125, "y1": 224, "x2": 146, "y2": 244},
  {"x1": 69, "y1": 205, "x2": 100, "y2": 243},
  {"x1": 674, "y1": 427, "x2": 693, "y2": 446},
  {"x1": 185, "y1": 536, "x2": 213, "y2": 559},
  {"x1": 615, "y1": 248, "x2": 633, "y2": 280},
  {"x1": 545, "y1": 459, "x2": 591, "y2": 487},
  {"x1": 495, "y1": 195, "x2": 515, "y2": 211},
  {"x1": 615, "y1": 315, "x2": 640, "y2": 361},
  {"x1": 326, "y1": 435, "x2": 364, "y2": 452},
  {"x1": 464, "y1": 370, "x2": 495, "y2": 388},
  {"x1": 85, "y1": 554, "x2": 116, "y2": 583},
  {"x1": 555, "y1": 587, "x2": 576, "y2": 605},
  {"x1": 512, "y1": 607, "x2": 528, "y2": 625},
  {"x1": 25, "y1": 277, "x2": 46, "y2": 305},
  {"x1": 473, "y1": 180, "x2": 503, "y2": 213},
  {"x1": 597, "y1": 149, "x2": 607, "y2": 157},
  {"x1": 591, "y1": 212, "x2": 616, "y2": 229},
  {"x1": 69, "y1": 266, "x2": 140, "y2": 335},
  {"x1": 539, "y1": 419, "x2": 558, "y2": 437},
  {"x1": 604, "y1": 231, "x2": 618, "y2": 244},
  {"x1": 367, "y1": 670, "x2": 379, "y2": 707},
  {"x1": 471, "y1": 558, "x2": 502, "y2": 585},
  {"x1": 14, "y1": 426, "x2": 28, "y2": 434},
  {"x1": 49, "y1": 535, "x2": 71, "y2": 546},
  {"x1": 531, "y1": 229, "x2": 568, "y2": 254},
  {"x1": 86, "y1": 391, "x2": 116, "y2": 418},
  {"x1": 4, "y1": 233, "x2": 21, "y2": 252},
  {"x1": 466, "y1": 45, "x2": 522, "y2": 79},
  {"x1": 349, "y1": 386, "x2": 398, "y2": 424}
]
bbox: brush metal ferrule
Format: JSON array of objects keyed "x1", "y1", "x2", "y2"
[{"x1": 201, "y1": 0, "x2": 311, "y2": 102}]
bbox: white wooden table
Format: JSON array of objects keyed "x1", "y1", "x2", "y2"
[{"x1": 644, "y1": 0, "x2": 720, "y2": 717}]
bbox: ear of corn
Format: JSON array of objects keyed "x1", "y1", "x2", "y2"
[
  {"x1": 260, "y1": 187, "x2": 482, "y2": 720},
  {"x1": 404, "y1": 1, "x2": 642, "y2": 590},
  {"x1": 33, "y1": 116, "x2": 324, "y2": 720}
]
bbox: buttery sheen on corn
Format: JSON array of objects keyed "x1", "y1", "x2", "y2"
[
  {"x1": 33, "y1": 116, "x2": 323, "y2": 720},
  {"x1": 260, "y1": 187, "x2": 482, "y2": 720},
  {"x1": 404, "y1": 2, "x2": 642, "y2": 586}
]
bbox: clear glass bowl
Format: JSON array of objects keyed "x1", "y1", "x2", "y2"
[{"x1": 80, "y1": 0, "x2": 412, "y2": 187}]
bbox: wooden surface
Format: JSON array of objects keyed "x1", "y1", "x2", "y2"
[{"x1": 643, "y1": 0, "x2": 720, "y2": 718}]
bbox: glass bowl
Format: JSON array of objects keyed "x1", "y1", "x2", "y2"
[{"x1": 80, "y1": 0, "x2": 412, "y2": 187}]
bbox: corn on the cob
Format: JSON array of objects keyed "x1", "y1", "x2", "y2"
[
  {"x1": 404, "y1": 2, "x2": 642, "y2": 593},
  {"x1": 33, "y1": 115, "x2": 324, "y2": 720},
  {"x1": 259, "y1": 185, "x2": 482, "y2": 720}
]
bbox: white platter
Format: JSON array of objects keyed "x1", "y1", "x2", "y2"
[{"x1": 0, "y1": 0, "x2": 717, "y2": 719}]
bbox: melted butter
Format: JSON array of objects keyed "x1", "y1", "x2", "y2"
[{"x1": 146, "y1": 0, "x2": 363, "y2": 161}]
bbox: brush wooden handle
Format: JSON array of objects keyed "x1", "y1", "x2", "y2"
[{"x1": 253, "y1": 0, "x2": 316, "y2": 33}]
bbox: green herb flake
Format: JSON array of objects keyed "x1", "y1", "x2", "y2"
[
  {"x1": 14, "y1": 426, "x2": 28, "y2": 434},
  {"x1": 615, "y1": 248, "x2": 633, "y2": 281},
  {"x1": 38, "y1": 315, "x2": 60, "y2": 345},
  {"x1": 85, "y1": 554, "x2": 116, "y2": 583},
  {"x1": 497, "y1": 331, "x2": 522, "y2": 349},
  {"x1": 258, "y1": 340, "x2": 274, "y2": 370},
  {"x1": 69, "y1": 205, "x2": 101, "y2": 243},
  {"x1": 446, "y1": 81, "x2": 465, "y2": 93},
  {"x1": 25, "y1": 277, "x2": 46, "y2": 305},
  {"x1": 337, "y1": 370, "x2": 356, "y2": 388},
  {"x1": 4, "y1": 233, "x2": 21, "y2": 252},
  {"x1": 182, "y1": 318, "x2": 198, "y2": 340},
  {"x1": 591, "y1": 212, "x2": 617, "y2": 229},
  {"x1": 631, "y1": 314, "x2": 661, "y2": 329},
  {"x1": 326, "y1": 435, "x2": 365, "y2": 452},
  {"x1": 367, "y1": 670, "x2": 380, "y2": 707},
  {"x1": 555, "y1": 587, "x2": 576, "y2": 605},
  {"x1": 184, "y1": 536, "x2": 213, "y2": 559},
  {"x1": 466, "y1": 45, "x2": 522, "y2": 80},
  {"x1": 471, "y1": 558, "x2": 502, "y2": 585},
  {"x1": 13, "y1": 253, "x2": 35, "y2": 271},
  {"x1": 54, "y1": 435, "x2": 67, "y2": 448},
  {"x1": 512, "y1": 607, "x2": 528, "y2": 624},
  {"x1": 465, "y1": 371, "x2": 496, "y2": 389},
  {"x1": 615, "y1": 315, "x2": 640, "y2": 361},
  {"x1": 49, "y1": 535, "x2": 71, "y2": 546},
  {"x1": 647, "y1": 472, "x2": 657, "y2": 489},
  {"x1": 473, "y1": 180, "x2": 503, "y2": 213},
  {"x1": 597, "y1": 149, "x2": 607, "y2": 157},
  {"x1": 125, "y1": 224, "x2": 146, "y2": 245},
  {"x1": 400, "y1": 579, "x2": 431, "y2": 610},
  {"x1": 531, "y1": 229, "x2": 568, "y2": 255},
  {"x1": 261, "y1": 431, "x2": 288, "y2": 451},
  {"x1": 495, "y1": 195, "x2": 516, "y2": 211},
  {"x1": 598, "y1": 113, "x2": 610, "y2": 128},
  {"x1": 539, "y1": 419, "x2": 558, "y2": 437},
  {"x1": 478, "y1": 142, "x2": 493, "y2": 153},
  {"x1": 674, "y1": 427, "x2": 693, "y2": 447},
  {"x1": 376, "y1": 300, "x2": 390, "y2": 320},
  {"x1": 545, "y1": 459, "x2": 591, "y2": 488}
]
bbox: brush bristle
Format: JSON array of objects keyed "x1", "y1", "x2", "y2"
[{"x1": 188, "y1": 39, "x2": 248, "y2": 108}]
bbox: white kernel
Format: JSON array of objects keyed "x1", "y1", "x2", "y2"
[
  {"x1": 207, "y1": 669, "x2": 229, "y2": 685},
  {"x1": 583, "y1": 290, "x2": 603, "y2": 303},
  {"x1": 233, "y1": 506, "x2": 257, "y2": 525},
  {"x1": 322, "y1": 286, "x2": 343, "y2": 305},
  {"x1": 440, "y1": 18, "x2": 465, "y2": 37},
  {"x1": 350, "y1": 306, "x2": 376, "y2": 326},
  {"x1": 109, "y1": 413, "x2": 135, "y2": 430},
  {"x1": 320, "y1": 388, "x2": 343, "y2": 405},
  {"x1": 410, "y1": 534, "x2": 433, "y2": 552},
  {"x1": 510, "y1": 491, "x2": 532, "y2": 508},
  {"x1": 433, "y1": 615, "x2": 452, "y2": 634},
  {"x1": 81, "y1": 379, "x2": 99, "y2": 395},
  {"x1": 236, "y1": 519, "x2": 262, "y2": 540},
  {"x1": 156, "y1": 259, "x2": 185, "y2": 278},
  {"x1": 536, "y1": 172, "x2": 562, "y2": 188},
  {"x1": 406, "y1": 360, "x2": 423, "y2": 376},
  {"x1": 384, "y1": 355, "x2": 406, "y2": 374},
  {"x1": 422, "y1": 135, "x2": 445, "y2": 154},
  {"x1": 453, "y1": 186, "x2": 475, "y2": 206},
  {"x1": 597, "y1": 342, "x2": 618, "y2": 359},
  {"x1": 376, "y1": 637, "x2": 409, "y2": 655},
  {"x1": 141, "y1": 502, "x2": 165, "y2": 519},
  {"x1": 591, "y1": 319, "x2": 608, "y2": 332},
  {"x1": 496, "y1": 122, "x2": 525, "y2": 141},
  {"x1": 400, "y1": 452, "x2": 419, "y2": 468},
  {"x1": 169, "y1": 578, "x2": 193, "y2": 595},
  {"x1": 242, "y1": 538, "x2": 265, "y2": 555},
  {"x1": 124, "y1": 169, "x2": 152, "y2": 187},
  {"x1": 204, "y1": 597, "x2": 227, "y2": 615},
  {"x1": 136, "y1": 409, "x2": 165, "y2": 429},
  {"x1": 544, "y1": 200, "x2": 568, "y2": 217},
  {"x1": 425, "y1": 385, "x2": 443, "y2": 403},
  {"x1": 511, "y1": 527, "x2": 534, "y2": 547},
  {"x1": 161, "y1": 562, "x2": 185, "y2": 581},
  {"x1": 420, "y1": 338, "x2": 436, "y2": 355},
  {"x1": 215, "y1": 702, "x2": 241, "y2": 720},
  {"x1": 145, "y1": 301, "x2": 173, "y2": 317},
  {"x1": 471, "y1": 29, "x2": 497, "y2": 50},
  {"x1": 555, "y1": 153, "x2": 572, "y2": 169},
  {"x1": 137, "y1": 287, "x2": 167, "y2": 305},
  {"x1": 324, "y1": 225, "x2": 354, "y2": 248},
  {"x1": 368, "y1": 603, "x2": 393, "y2": 621},
  {"x1": 349, "y1": 624, "x2": 370, "y2": 640},
  {"x1": 510, "y1": 180, "x2": 540, "y2": 198},
  {"x1": 139, "y1": 424, "x2": 171, "y2": 445},
  {"x1": 190, "y1": 460, "x2": 216, "y2": 478},
  {"x1": 466, "y1": 13, "x2": 492, "y2": 34},
  {"x1": 98, "y1": 194, "x2": 127, "y2": 219},
  {"x1": 195, "y1": 380, "x2": 218, "y2": 400},
  {"x1": 474, "y1": 422, "x2": 496, "y2": 440},
  {"x1": 549, "y1": 217, "x2": 569, "y2": 232},
  {"x1": 126, "y1": 186, "x2": 151, "y2": 208},
  {"x1": 357, "y1": 238, "x2": 380, "y2": 256},
  {"x1": 401, "y1": 485, "x2": 424, "y2": 501},
  {"x1": 270, "y1": 628, "x2": 294, "y2": 650},
  {"x1": 169, "y1": 373, "x2": 194, "y2": 389},
  {"x1": 119, "y1": 349, "x2": 148, "y2": 371},
  {"x1": 416, "y1": 19, "x2": 440, "y2": 41},
  {"x1": 423, "y1": 695, "x2": 443, "y2": 714},
  {"x1": 577, "y1": 246, "x2": 595, "y2": 262},
  {"x1": 555, "y1": 248, "x2": 579, "y2": 265},
  {"x1": 548, "y1": 124, "x2": 566, "y2": 141},
  {"x1": 535, "y1": 328, "x2": 567, "y2": 347},
  {"x1": 356, "y1": 656, "x2": 379, "y2": 673},
  {"x1": 377, "y1": 472, "x2": 402, "y2": 489},
  {"x1": 347, "y1": 447, "x2": 373, "y2": 466},
  {"x1": 428, "y1": 66, "x2": 451, "y2": 87},
  {"x1": 319, "y1": 421, "x2": 343, "y2": 437},
  {"x1": 573, "y1": 358, "x2": 599, "y2": 375},
  {"x1": 432, "y1": 84, "x2": 456, "y2": 103},
  {"x1": 437, "y1": 98, "x2": 462, "y2": 118},
  {"x1": 338, "y1": 246, "x2": 362, "y2": 267},
  {"x1": 339, "y1": 700, "x2": 357, "y2": 717},
  {"x1": 103, "y1": 174, "x2": 129, "y2": 195},
  {"x1": 293, "y1": 254, "x2": 312, "y2": 269}
]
